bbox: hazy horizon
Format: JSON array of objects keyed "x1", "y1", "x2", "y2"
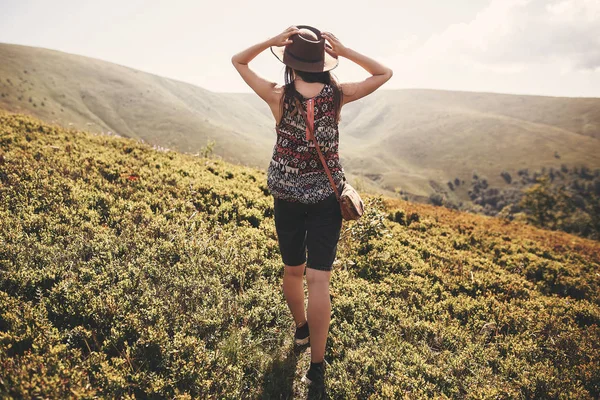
[{"x1": 1, "y1": 0, "x2": 599, "y2": 98}]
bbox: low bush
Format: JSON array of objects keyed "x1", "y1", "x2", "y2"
[{"x1": 1, "y1": 112, "x2": 599, "y2": 398}]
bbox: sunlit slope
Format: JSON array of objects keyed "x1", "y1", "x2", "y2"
[
  {"x1": 343, "y1": 89, "x2": 600, "y2": 140},
  {"x1": 0, "y1": 42, "x2": 275, "y2": 168},
  {"x1": 339, "y1": 89, "x2": 600, "y2": 196},
  {"x1": 1, "y1": 111, "x2": 599, "y2": 398},
  {"x1": 1, "y1": 42, "x2": 599, "y2": 200}
]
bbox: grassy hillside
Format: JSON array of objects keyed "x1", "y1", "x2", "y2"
[
  {"x1": 338, "y1": 89, "x2": 600, "y2": 198},
  {"x1": 438, "y1": 165, "x2": 600, "y2": 241},
  {"x1": 0, "y1": 42, "x2": 276, "y2": 169},
  {"x1": 2, "y1": 42, "x2": 599, "y2": 204},
  {"x1": 1, "y1": 111, "x2": 599, "y2": 398}
]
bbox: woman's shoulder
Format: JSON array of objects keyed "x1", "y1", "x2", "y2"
[
  {"x1": 270, "y1": 84, "x2": 287, "y2": 106},
  {"x1": 274, "y1": 84, "x2": 286, "y2": 96}
]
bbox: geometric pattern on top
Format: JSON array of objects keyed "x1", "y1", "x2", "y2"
[{"x1": 267, "y1": 83, "x2": 346, "y2": 204}]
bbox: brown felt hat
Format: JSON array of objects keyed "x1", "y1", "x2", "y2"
[{"x1": 270, "y1": 25, "x2": 338, "y2": 72}]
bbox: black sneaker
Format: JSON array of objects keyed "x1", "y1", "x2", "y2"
[
  {"x1": 295, "y1": 321, "x2": 309, "y2": 346},
  {"x1": 301, "y1": 361, "x2": 325, "y2": 386}
]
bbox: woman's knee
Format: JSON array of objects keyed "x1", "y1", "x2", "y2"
[
  {"x1": 284, "y1": 262, "x2": 306, "y2": 278},
  {"x1": 306, "y1": 268, "x2": 331, "y2": 286}
]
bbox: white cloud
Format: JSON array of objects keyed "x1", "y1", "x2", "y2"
[{"x1": 411, "y1": 0, "x2": 600, "y2": 72}]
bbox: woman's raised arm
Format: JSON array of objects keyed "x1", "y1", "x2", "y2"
[
  {"x1": 231, "y1": 26, "x2": 299, "y2": 106},
  {"x1": 321, "y1": 32, "x2": 393, "y2": 105}
]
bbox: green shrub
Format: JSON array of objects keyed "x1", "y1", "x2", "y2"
[{"x1": 0, "y1": 112, "x2": 598, "y2": 399}]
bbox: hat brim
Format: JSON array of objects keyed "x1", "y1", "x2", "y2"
[{"x1": 271, "y1": 44, "x2": 339, "y2": 72}]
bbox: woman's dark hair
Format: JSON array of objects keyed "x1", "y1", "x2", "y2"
[{"x1": 280, "y1": 66, "x2": 343, "y2": 123}]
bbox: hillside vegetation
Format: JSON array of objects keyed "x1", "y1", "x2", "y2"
[
  {"x1": 2, "y1": 42, "x2": 599, "y2": 203},
  {"x1": 1, "y1": 112, "x2": 600, "y2": 399},
  {"x1": 423, "y1": 165, "x2": 600, "y2": 241}
]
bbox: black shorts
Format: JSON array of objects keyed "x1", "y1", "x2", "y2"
[{"x1": 273, "y1": 192, "x2": 343, "y2": 272}]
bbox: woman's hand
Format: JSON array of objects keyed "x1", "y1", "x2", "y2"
[
  {"x1": 323, "y1": 32, "x2": 392, "y2": 106},
  {"x1": 269, "y1": 26, "x2": 300, "y2": 47},
  {"x1": 232, "y1": 28, "x2": 297, "y2": 116},
  {"x1": 321, "y1": 32, "x2": 348, "y2": 58}
]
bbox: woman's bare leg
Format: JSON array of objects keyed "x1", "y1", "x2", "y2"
[
  {"x1": 306, "y1": 268, "x2": 332, "y2": 362},
  {"x1": 283, "y1": 263, "x2": 307, "y2": 327}
]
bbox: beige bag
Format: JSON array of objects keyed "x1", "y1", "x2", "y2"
[{"x1": 294, "y1": 97, "x2": 364, "y2": 221}]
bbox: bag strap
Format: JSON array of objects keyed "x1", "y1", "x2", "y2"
[{"x1": 294, "y1": 97, "x2": 341, "y2": 201}]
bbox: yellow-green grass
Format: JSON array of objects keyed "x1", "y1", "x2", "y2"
[{"x1": 1, "y1": 111, "x2": 599, "y2": 398}]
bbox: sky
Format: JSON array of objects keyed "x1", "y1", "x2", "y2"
[{"x1": 1, "y1": 0, "x2": 599, "y2": 97}]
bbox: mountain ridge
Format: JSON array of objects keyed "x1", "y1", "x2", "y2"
[{"x1": 1, "y1": 41, "x2": 599, "y2": 201}]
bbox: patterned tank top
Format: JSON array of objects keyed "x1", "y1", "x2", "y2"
[{"x1": 267, "y1": 83, "x2": 346, "y2": 204}]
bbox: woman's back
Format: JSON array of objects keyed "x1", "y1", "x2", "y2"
[
  {"x1": 292, "y1": 80, "x2": 325, "y2": 100},
  {"x1": 267, "y1": 81, "x2": 345, "y2": 204}
]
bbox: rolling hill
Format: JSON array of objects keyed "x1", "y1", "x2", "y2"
[
  {"x1": 335, "y1": 89, "x2": 600, "y2": 197},
  {"x1": 0, "y1": 42, "x2": 275, "y2": 169},
  {"x1": 1, "y1": 42, "x2": 599, "y2": 201},
  {"x1": 1, "y1": 111, "x2": 599, "y2": 398}
]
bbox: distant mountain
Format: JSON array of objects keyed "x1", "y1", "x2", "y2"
[
  {"x1": 334, "y1": 89, "x2": 600, "y2": 198},
  {"x1": 1, "y1": 42, "x2": 599, "y2": 201},
  {"x1": 0, "y1": 43, "x2": 275, "y2": 169}
]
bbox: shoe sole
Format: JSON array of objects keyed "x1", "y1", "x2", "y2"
[
  {"x1": 301, "y1": 374, "x2": 324, "y2": 386},
  {"x1": 300, "y1": 374, "x2": 312, "y2": 385},
  {"x1": 295, "y1": 336, "x2": 309, "y2": 345}
]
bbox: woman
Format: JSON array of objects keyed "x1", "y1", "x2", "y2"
[{"x1": 231, "y1": 25, "x2": 392, "y2": 386}]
